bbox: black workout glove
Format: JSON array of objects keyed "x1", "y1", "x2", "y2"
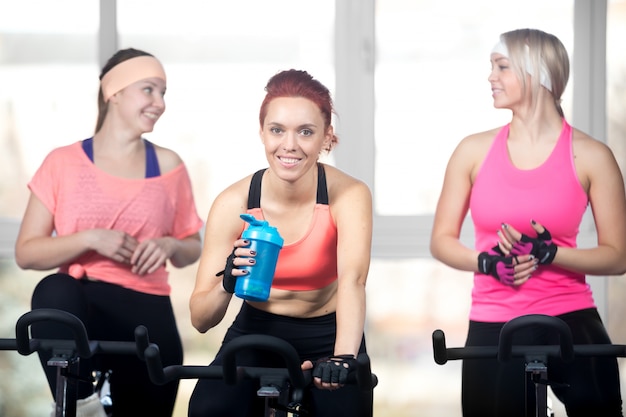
[
  {"x1": 478, "y1": 250, "x2": 516, "y2": 286},
  {"x1": 216, "y1": 248, "x2": 237, "y2": 293},
  {"x1": 312, "y1": 355, "x2": 357, "y2": 385},
  {"x1": 510, "y1": 226, "x2": 557, "y2": 265}
]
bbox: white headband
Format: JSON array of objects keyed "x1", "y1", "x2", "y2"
[{"x1": 491, "y1": 40, "x2": 552, "y2": 92}]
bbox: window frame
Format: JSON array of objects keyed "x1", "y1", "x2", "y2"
[
  {"x1": 332, "y1": 0, "x2": 609, "y2": 315},
  {"x1": 0, "y1": 0, "x2": 608, "y2": 314}
]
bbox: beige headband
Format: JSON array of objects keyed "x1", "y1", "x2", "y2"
[{"x1": 101, "y1": 56, "x2": 166, "y2": 102}]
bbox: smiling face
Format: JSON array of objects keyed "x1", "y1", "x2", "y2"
[
  {"x1": 113, "y1": 76, "x2": 166, "y2": 135},
  {"x1": 260, "y1": 96, "x2": 332, "y2": 181},
  {"x1": 488, "y1": 53, "x2": 528, "y2": 111}
]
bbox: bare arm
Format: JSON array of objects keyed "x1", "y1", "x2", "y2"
[
  {"x1": 430, "y1": 134, "x2": 486, "y2": 272},
  {"x1": 167, "y1": 233, "x2": 202, "y2": 267},
  {"x1": 15, "y1": 193, "x2": 139, "y2": 270},
  {"x1": 189, "y1": 181, "x2": 249, "y2": 333},
  {"x1": 564, "y1": 134, "x2": 626, "y2": 274},
  {"x1": 329, "y1": 170, "x2": 373, "y2": 357}
]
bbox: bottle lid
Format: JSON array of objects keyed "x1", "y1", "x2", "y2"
[{"x1": 240, "y1": 214, "x2": 284, "y2": 247}]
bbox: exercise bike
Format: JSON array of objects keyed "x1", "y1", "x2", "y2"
[
  {"x1": 140, "y1": 330, "x2": 378, "y2": 417},
  {"x1": 0, "y1": 308, "x2": 149, "y2": 417},
  {"x1": 432, "y1": 314, "x2": 626, "y2": 417},
  {"x1": 0, "y1": 308, "x2": 378, "y2": 417}
]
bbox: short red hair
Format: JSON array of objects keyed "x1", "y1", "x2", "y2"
[{"x1": 259, "y1": 69, "x2": 338, "y2": 152}]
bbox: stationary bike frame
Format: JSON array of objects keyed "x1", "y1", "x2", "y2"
[
  {"x1": 432, "y1": 314, "x2": 626, "y2": 417},
  {"x1": 0, "y1": 308, "x2": 148, "y2": 417},
  {"x1": 1, "y1": 308, "x2": 378, "y2": 417},
  {"x1": 142, "y1": 332, "x2": 378, "y2": 417}
]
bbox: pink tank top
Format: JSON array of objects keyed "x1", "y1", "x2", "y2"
[{"x1": 468, "y1": 119, "x2": 595, "y2": 322}]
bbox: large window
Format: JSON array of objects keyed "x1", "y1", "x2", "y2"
[
  {"x1": 0, "y1": 1, "x2": 99, "y2": 219},
  {"x1": 0, "y1": 2, "x2": 99, "y2": 415},
  {"x1": 0, "y1": 2, "x2": 624, "y2": 416},
  {"x1": 116, "y1": 0, "x2": 336, "y2": 213},
  {"x1": 369, "y1": 2, "x2": 577, "y2": 414},
  {"x1": 374, "y1": 0, "x2": 573, "y2": 216},
  {"x1": 607, "y1": 0, "x2": 626, "y2": 361}
]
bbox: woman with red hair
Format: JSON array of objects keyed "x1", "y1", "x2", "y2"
[{"x1": 189, "y1": 69, "x2": 373, "y2": 416}]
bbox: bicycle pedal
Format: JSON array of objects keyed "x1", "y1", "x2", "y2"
[
  {"x1": 47, "y1": 355, "x2": 78, "y2": 368},
  {"x1": 257, "y1": 385, "x2": 281, "y2": 397},
  {"x1": 47, "y1": 357, "x2": 70, "y2": 367},
  {"x1": 526, "y1": 361, "x2": 547, "y2": 373}
]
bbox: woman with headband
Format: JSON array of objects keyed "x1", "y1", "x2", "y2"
[
  {"x1": 430, "y1": 28, "x2": 625, "y2": 416},
  {"x1": 14, "y1": 48, "x2": 203, "y2": 417}
]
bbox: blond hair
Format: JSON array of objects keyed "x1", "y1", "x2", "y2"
[{"x1": 500, "y1": 28, "x2": 569, "y2": 117}]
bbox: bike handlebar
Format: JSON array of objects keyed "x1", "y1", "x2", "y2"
[
  {"x1": 221, "y1": 334, "x2": 306, "y2": 387},
  {"x1": 433, "y1": 314, "x2": 626, "y2": 365},
  {"x1": 0, "y1": 309, "x2": 378, "y2": 398},
  {"x1": 16, "y1": 308, "x2": 92, "y2": 357},
  {"x1": 0, "y1": 309, "x2": 149, "y2": 360},
  {"x1": 498, "y1": 314, "x2": 574, "y2": 362},
  {"x1": 143, "y1": 334, "x2": 377, "y2": 392}
]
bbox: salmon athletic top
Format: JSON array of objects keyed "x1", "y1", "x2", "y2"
[
  {"x1": 246, "y1": 163, "x2": 338, "y2": 291},
  {"x1": 28, "y1": 140, "x2": 203, "y2": 296}
]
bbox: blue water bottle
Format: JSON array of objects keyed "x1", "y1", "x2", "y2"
[{"x1": 235, "y1": 214, "x2": 284, "y2": 302}]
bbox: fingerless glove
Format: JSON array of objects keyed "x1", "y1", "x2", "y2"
[
  {"x1": 312, "y1": 355, "x2": 357, "y2": 385},
  {"x1": 478, "y1": 251, "x2": 516, "y2": 286},
  {"x1": 216, "y1": 249, "x2": 237, "y2": 293},
  {"x1": 510, "y1": 227, "x2": 557, "y2": 265}
]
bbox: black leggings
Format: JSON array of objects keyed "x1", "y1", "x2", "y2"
[
  {"x1": 462, "y1": 308, "x2": 623, "y2": 417},
  {"x1": 31, "y1": 273, "x2": 183, "y2": 417},
  {"x1": 188, "y1": 302, "x2": 371, "y2": 417}
]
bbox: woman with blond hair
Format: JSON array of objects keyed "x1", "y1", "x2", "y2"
[{"x1": 430, "y1": 29, "x2": 625, "y2": 416}]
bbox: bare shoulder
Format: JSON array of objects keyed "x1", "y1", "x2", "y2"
[
  {"x1": 571, "y1": 128, "x2": 622, "y2": 189},
  {"x1": 571, "y1": 128, "x2": 620, "y2": 173},
  {"x1": 572, "y1": 128, "x2": 615, "y2": 159},
  {"x1": 322, "y1": 164, "x2": 372, "y2": 230},
  {"x1": 446, "y1": 126, "x2": 502, "y2": 175},
  {"x1": 202, "y1": 174, "x2": 255, "y2": 240},
  {"x1": 210, "y1": 174, "x2": 254, "y2": 213},
  {"x1": 152, "y1": 144, "x2": 184, "y2": 173},
  {"x1": 456, "y1": 126, "x2": 501, "y2": 154},
  {"x1": 322, "y1": 164, "x2": 372, "y2": 203}
]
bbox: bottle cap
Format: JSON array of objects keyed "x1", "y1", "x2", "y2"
[{"x1": 240, "y1": 214, "x2": 284, "y2": 247}]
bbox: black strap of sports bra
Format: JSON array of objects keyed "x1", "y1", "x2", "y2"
[
  {"x1": 316, "y1": 163, "x2": 329, "y2": 205},
  {"x1": 247, "y1": 163, "x2": 328, "y2": 209},
  {"x1": 247, "y1": 168, "x2": 265, "y2": 209}
]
